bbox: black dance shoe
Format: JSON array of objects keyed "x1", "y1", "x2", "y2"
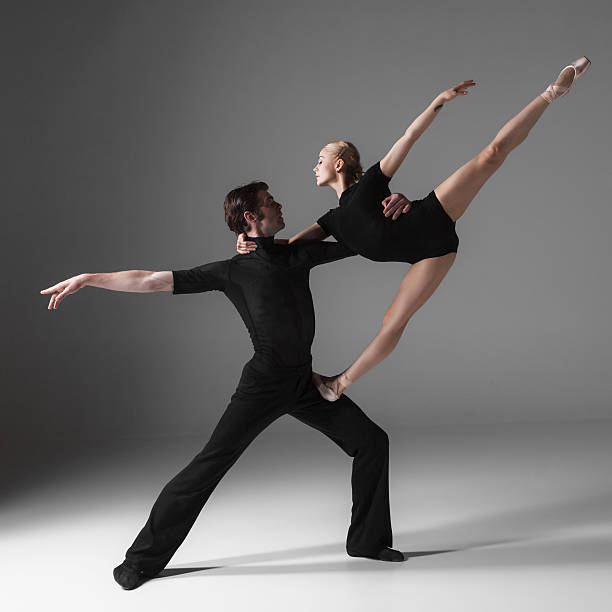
[
  {"x1": 113, "y1": 562, "x2": 157, "y2": 590},
  {"x1": 347, "y1": 547, "x2": 406, "y2": 562}
]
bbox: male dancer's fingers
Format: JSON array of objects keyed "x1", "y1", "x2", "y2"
[
  {"x1": 388, "y1": 205, "x2": 401, "y2": 218},
  {"x1": 40, "y1": 283, "x2": 62, "y2": 295},
  {"x1": 54, "y1": 290, "x2": 69, "y2": 308},
  {"x1": 393, "y1": 204, "x2": 408, "y2": 220},
  {"x1": 382, "y1": 195, "x2": 398, "y2": 213},
  {"x1": 49, "y1": 292, "x2": 60, "y2": 310},
  {"x1": 383, "y1": 198, "x2": 398, "y2": 217}
]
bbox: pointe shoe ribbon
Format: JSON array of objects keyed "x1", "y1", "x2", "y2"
[
  {"x1": 312, "y1": 372, "x2": 341, "y2": 402},
  {"x1": 541, "y1": 56, "x2": 591, "y2": 103}
]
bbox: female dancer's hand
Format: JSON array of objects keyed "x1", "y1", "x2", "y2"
[
  {"x1": 237, "y1": 232, "x2": 257, "y2": 254},
  {"x1": 40, "y1": 274, "x2": 87, "y2": 310},
  {"x1": 437, "y1": 80, "x2": 476, "y2": 103},
  {"x1": 382, "y1": 193, "x2": 412, "y2": 220}
]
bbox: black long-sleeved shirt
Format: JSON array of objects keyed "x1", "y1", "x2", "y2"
[{"x1": 172, "y1": 237, "x2": 354, "y2": 368}]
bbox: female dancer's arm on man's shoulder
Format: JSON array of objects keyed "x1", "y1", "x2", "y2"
[
  {"x1": 379, "y1": 94, "x2": 446, "y2": 179},
  {"x1": 236, "y1": 224, "x2": 328, "y2": 254},
  {"x1": 287, "y1": 223, "x2": 328, "y2": 244}
]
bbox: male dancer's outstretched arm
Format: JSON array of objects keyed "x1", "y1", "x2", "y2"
[{"x1": 40, "y1": 270, "x2": 173, "y2": 309}]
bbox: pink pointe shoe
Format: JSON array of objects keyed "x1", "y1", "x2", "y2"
[{"x1": 540, "y1": 56, "x2": 591, "y2": 103}]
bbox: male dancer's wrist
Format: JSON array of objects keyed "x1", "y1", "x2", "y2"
[{"x1": 80, "y1": 273, "x2": 94, "y2": 287}]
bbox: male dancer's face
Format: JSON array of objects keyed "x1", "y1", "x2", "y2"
[{"x1": 246, "y1": 189, "x2": 285, "y2": 237}]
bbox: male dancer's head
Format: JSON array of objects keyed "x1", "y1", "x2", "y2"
[{"x1": 224, "y1": 182, "x2": 285, "y2": 238}]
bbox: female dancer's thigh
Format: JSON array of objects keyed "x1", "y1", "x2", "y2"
[
  {"x1": 383, "y1": 252, "x2": 456, "y2": 329},
  {"x1": 433, "y1": 144, "x2": 506, "y2": 222}
]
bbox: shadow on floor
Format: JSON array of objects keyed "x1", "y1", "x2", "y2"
[
  {"x1": 157, "y1": 504, "x2": 612, "y2": 581},
  {"x1": 158, "y1": 534, "x2": 612, "y2": 580}
]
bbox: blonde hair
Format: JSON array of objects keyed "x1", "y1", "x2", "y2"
[{"x1": 323, "y1": 141, "x2": 363, "y2": 182}]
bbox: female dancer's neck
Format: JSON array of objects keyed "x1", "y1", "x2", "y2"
[{"x1": 329, "y1": 175, "x2": 355, "y2": 199}]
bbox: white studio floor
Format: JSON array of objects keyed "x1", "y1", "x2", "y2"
[{"x1": 3, "y1": 419, "x2": 612, "y2": 612}]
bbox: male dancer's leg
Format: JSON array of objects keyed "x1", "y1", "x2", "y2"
[
  {"x1": 121, "y1": 369, "x2": 287, "y2": 576},
  {"x1": 290, "y1": 381, "x2": 393, "y2": 557}
]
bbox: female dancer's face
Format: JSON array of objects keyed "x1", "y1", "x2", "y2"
[{"x1": 313, "y1": 149, "x2": 340, "y2": 187}]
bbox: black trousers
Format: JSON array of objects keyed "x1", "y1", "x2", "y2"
[{"x1": 124, "y1": 358, "x2": 392, "y2": 573}]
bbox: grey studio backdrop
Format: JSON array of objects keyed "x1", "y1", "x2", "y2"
[{"x1": 5, "y1": 0, "x2": 612, "y2": 455}]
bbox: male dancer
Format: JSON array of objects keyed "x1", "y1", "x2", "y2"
[{"x1": 40, "y1": 185, "x2": 411, "y2": 590}]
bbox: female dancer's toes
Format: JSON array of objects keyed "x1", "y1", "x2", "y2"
[
  {"x1": 312, "y1": 372, "x2": 342, "y2": 402},
  {"x1": 540, "y1": 56, "x2": 591, "y2": 103}
]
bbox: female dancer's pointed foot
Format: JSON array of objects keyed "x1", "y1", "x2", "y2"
[
  {"x1": 312, "y1": 372, "x2": 343, "y2": 402},
  {"x1": 540, "y1": 56, "x2": 591, "y2": 103},
  {"x1": 347, "y1": 547, "x2": 406, "y2": 562}
]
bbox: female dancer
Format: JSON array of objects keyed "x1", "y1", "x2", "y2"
[{"x1": 238, "y1": 57, "x2": 591, "y2": 401}]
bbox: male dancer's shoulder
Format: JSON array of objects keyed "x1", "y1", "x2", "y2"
[{"x1": 172, "y1": 258, "x2": 230, "y2": 295}]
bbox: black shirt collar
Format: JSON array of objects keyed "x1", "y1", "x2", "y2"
[{"x1": 248, "y1": 235, "x2": 277, "y2": 252}]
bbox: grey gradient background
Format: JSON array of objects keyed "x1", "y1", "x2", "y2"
[
  {"x1": 3, "y1": 1, "x2": 612, "y2": 608},
  {"x1": 7, "y1": 0, "x2": 610, "y2": 445}
]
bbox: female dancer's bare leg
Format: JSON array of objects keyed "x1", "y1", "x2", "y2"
[
  {"x1": 314, "y1": 253, "x2": 456, "y2": 401},
  {"x1": 315, "y1": 60, "x2": 589, "y2": 402},
  {"x1": 435, "y1": 59, "x2": 589, "y2": 222}
]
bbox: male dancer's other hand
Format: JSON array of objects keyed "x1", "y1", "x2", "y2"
[
  {"x1": 381, "y1": 193, "x2": 412, "y2": 220},
  {"x1": 40, "y1": 274, "x2": 87, "y2": 310}
]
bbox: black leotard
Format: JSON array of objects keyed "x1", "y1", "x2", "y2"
[
  {"x1": 172, "y1": 237, "x2": 354, "y2": 368},
  {"x1": 317, "y1": 162, "x2": 459, "y2": 264}
]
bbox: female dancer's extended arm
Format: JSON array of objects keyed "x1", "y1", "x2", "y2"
[{"x1": 379, "y1": 80, "x2": 476, "y2": 179}]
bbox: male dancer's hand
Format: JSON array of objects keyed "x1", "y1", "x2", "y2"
[
  {"x1": 381, "y1": 193, "x2": 412, "y2": 220},
  {"x1": 40, "y1": 274, "x2": 87, "y2": 310}
]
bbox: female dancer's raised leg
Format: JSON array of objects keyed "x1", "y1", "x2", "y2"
[
  {"x1": 433, "y1": 95, "x2": 549, "y2": 222},
  {"x1": 435, "y1": 57, "x2": 590, "y2": 222},
  {"x1": 314, "y1": 57, "x2": 590, "y2": 402}
]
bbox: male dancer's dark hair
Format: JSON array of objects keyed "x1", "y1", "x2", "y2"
[{"x1": 224, "y1": 181, "x2": 269, "y2": 234}]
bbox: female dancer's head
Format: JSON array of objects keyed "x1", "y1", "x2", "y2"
[{"x1": 314, "y1": 141, "x2": 363, "y2": 188}]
